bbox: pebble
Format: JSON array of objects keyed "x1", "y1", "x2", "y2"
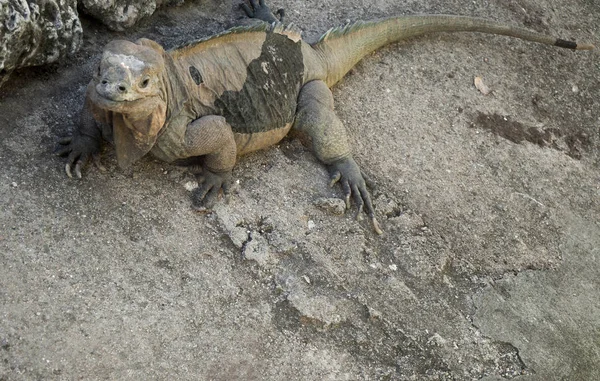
[
  {"x1": 313, "y1": 197, "x2": 346, "y2": 215},
  {"x1": 183, "y1": 181, "x2": 197, "y2": 192}
]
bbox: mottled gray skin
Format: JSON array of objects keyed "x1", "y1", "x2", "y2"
[{"x1": 57, "y1": 0, "x2": 592, "y2": 234}]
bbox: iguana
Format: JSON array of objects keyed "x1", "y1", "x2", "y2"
[{"x1": 56, "y1": 0, "x2": 594, "y2": 235}]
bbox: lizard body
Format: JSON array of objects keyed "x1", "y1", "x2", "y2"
[{"x1": 57, "y1": 1, "x2": 593, "y2": 234}]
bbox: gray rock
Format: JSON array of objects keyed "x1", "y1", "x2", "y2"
[
  {"x1": 281, "y1": 275, "x2": 354, "y2": 327},
  {"x1": 79, "y1": 0, "x2": 184, "y2": 31},
  {"x1": 0, "y1": 0, "x2": 82, "y2": 86},
  {"x1": 313, "y1": 197, "x2": 346, "y2": 215},
  {"x1": 243, "y1": 231, "x2": 276, "y2": 268}
]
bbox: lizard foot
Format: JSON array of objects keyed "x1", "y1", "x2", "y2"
[
  {"x1": 192, "y1": 168, "x2": 232, "y2": 211},
  {"x1": 328, "y1": 157, "x2": 383, "y2": 235},
  {"x1": 55, "y1": 133, "x2": 102, "y2": 179},
  {"x1": 240, "y1": 0, "x2": 284, "y2": 23}
]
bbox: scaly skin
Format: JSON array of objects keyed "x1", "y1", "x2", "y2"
[{"x1": 57, "y1": 0, "x2": 593, "y2": 234}]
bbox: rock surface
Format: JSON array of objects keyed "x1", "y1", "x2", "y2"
[
  {"x1": 0, "y1": 0, "x2": 598, "y2": 379},
  {"x1": 0, "y1": 0, "x2": 82, "y2": 86},
  {"x1": 78, "y1": 0, "x2": 184, "y2": 31}
]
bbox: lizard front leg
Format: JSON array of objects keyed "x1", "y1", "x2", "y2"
[
  {"x1": 293, "y1": 80, "x2": 383, "y2": 235},
  {"x1": 56, "y1": 87, "x2": 107, "y2": 178},
  {"x1": 182, "y1": 115, "x2": 237, "y2": 210}
]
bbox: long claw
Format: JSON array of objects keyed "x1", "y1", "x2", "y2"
[
  {"x1": 341, "y1": 179, "x2": 351, "y2": 209},
  {"x1": 65, "y1": 164, "x2": 73, "y2": 178},
  {"x1": 93, "y1": 154, "x2": 106, "y2": 172},
  {"x1": 329, "y1": 171, "x2": 342, "y2": 187},
  {"x1": 372, "y1": 218, "x2": 383, "y2": 235},
  {"x1": 75, "y1": 161, "x2": 83, "y2": 179}
]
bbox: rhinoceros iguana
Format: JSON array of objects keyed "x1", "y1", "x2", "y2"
[{"x1": 56, "y1": 0, "x2": 593, "y2": 234}]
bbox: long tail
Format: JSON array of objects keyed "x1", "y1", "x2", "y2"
[{"x1": 310, "y1": 15, "x2": 594, "y2": 87}]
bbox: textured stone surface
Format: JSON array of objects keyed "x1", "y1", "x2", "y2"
[
  {"x1": 0, "y1": 0, "x2": 82, "y2": 86},
  {"x1": 79, "y1": 0, "x2": 184, "y2": 31},
  {"x1": 0, "y1": 0, "x2": 598, "y2": 379}
]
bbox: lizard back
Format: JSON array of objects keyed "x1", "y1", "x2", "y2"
[{"x1": 171, "y1": 23, "x2": 305, "y2": 135}]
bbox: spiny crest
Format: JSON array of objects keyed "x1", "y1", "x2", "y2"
[
  {"x1": 317, "y1": 20, "x2": 371, "y2": 43},
  {"x1": 170, "y1": 22, "x2": 302, "y2": 52}
]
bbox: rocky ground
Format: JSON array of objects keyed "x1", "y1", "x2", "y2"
[{"x1": 1, "y1": 0, "x2": 599, "y2": 380}]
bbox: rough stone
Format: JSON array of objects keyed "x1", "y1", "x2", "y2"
[
  {"x1": 281, "y1": 275, "x2": 353, "y2": 327},
  {"x1": 79, "y1": 0, "x2": 184, "y2": 31},
  {"x1": 313, "y1": 197, "x2": 346, "y2": 215},
  {"x1": 243, "y1": 231, "x2": 275, "y2": 267},
  {"x1": 0, "y1": 0, "x2": 82, "y2": 86},
  {"x1": 0, "y1": 0, "x2": 598, "y2": 379}
]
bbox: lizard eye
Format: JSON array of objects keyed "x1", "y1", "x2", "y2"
[{"x1": 140, "y1": 77, "x2": 150, "y2": 88}]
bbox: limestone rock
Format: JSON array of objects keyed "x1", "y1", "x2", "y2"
[
  {"x1": 0, "y1": 0, "x2": 82, "y2": 86},
  {"x1": 78, "y1": 0, "x2": 184, "y2": 31}
]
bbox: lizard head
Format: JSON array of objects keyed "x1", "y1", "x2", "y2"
[
  {"x1": 93, "y1": 39, "x2": 165, "y2": 105},
  {"x1": 90, "y1": 39, "x2": 169, "y2": 169}
]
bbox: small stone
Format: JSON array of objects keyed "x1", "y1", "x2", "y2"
[
  {"x1": 243, "y1": 232, "x2": 274, "y2": 267},
  {"x1": 302, "y1": 275, "x2": 311, "y2": 284},
  {"x1": 427, "y1": 333, "x2": 447, "y2": 347},
  {"x1": 307, "y1": 220, "x2": 316, "y2": 230},
  {"x1": 389, "y1": 264, "x2": 397, "y2": 271},
  {"x1": 229, "y1": 227, "x2": 249, "y2": 249},
  {"x1": 183, "y1": 181, "x2": 197, "y2": 192},
  {"x1": 11, "y1": 182, "x2": 17, "y2": 187},
  {"x1": 313, "y1": 197, "x2": 346, "y2": 215},
  {"x1": 367, "y1": 307, "x2": 382, "y2": 319}
]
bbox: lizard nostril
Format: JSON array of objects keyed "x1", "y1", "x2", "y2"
[
  {"x1": 101, "y1": 80, "x2": 108, "y2": 85},
  {"x1": 118, "y1": 85, "x2": 127, "y2": 93}
]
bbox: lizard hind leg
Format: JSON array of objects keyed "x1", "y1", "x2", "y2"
[{"x1": 293, "y1": 80, "x2": 383, "y2": 235}]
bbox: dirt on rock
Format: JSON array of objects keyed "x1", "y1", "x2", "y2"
[{"x1": 1, "y1": 0, "x2": 599, "y2": 380}]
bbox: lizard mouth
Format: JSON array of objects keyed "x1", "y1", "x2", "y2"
[
  {"x1": 91, "y1": 90, "x2": 132, "y2": 110},
  {"x1": 90, "y1": 88, "x2": 160, "y2": 114}
]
